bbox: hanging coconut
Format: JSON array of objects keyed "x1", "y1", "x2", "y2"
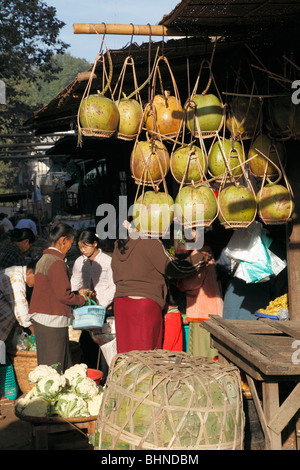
[
  {"x1": 208, "y1": 138, "x2": 245, "y2": 179},
  {"x1": 95, "y1": 350, "x2": 244, "y2": 450},
  {"x1": 248, "y1": 134, "x2": 286, "y2": 179},
  {"x1": 144, "y1": 91, "x2": 184, "y2": 138},
  {"x1": 218, "y1": 184, "x2": 257, "y2": 228},
  {"x1": 226, "y1": 96, "x2": 261, "y2": 139},
  {"x1": 79, "y1": 93, "x2": 119, "y2": 134},
  {"x1": 117, "y1": 94, "x2": 143, "y2": 137},
  {"x1": 78, "y1": 47, "x2": 120, "y2": 138},
  {"x1": 185, "y1": 93, "x2": 223, "y2": 135},
  {"x1": 113, "y1": 52, "x2": 159, "y2": 140},
  {"x1": 257, "y1": 183, "x2": 294, "y2": 224},
  {"x1": 130, "y1": 138, "x2": 170, "y2": 185},
  {"x1": 174, "y1": 185, "x2": 218, "y2": 228},
  {"x1": 132, "y1": 190, "x2": 174, "y2": 236},
  {"x1": 170, "y1": 144, "x2": 208, "y2": 184}
]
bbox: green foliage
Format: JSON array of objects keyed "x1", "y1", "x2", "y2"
[
  {"x1": 0, "y1": 1, "x2": 90, "y2": 195},
  {"x1": 0, "y1": 3, "x2": 89, "y2": 136},
  {"x1": 34, "y1": 54, "x2": 90, "y2": 106},
  {"x1": 0, "y1": 0, "x2": 69, "y2": 83},
  {"x1": 0, "y1": 161, "x2": 17, "y2": 194}
]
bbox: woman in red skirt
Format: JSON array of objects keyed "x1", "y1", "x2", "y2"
[{"x1": 111, "y1": 228, "x2": 211, "y2": 354}]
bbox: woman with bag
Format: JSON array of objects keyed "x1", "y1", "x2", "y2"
[{"x1": 29, "y1": 223, "x2": 88, "y2": 373}]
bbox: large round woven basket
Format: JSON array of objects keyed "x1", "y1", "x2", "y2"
[
  {"x1": 96, "y1": 349, "x2": 245, "y2": 450},
  {"x1": 8, "y1": 342, "x2": 82, "y2": 395}
]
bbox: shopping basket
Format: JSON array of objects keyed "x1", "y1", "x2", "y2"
[
  {"x1": 0, "y1": 355, "x2": 18, "y2": 400},
  {"x1": 72, "y1": 297, "x2": 106, "y2": 330}
]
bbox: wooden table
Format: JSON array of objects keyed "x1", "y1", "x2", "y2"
[
  {"x1": 15, "y1": 409, "x2": 97, "y2": 450},
  {"x1": 202, "y1": 316, "x2": 300, "y2": 450}
]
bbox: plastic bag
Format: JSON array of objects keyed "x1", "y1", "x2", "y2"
[
  {"x1": 100, "y1": 338, "x2": 117, "y2": 367},
  {"x1": 224, "y1": 221, "x2": 286, "y2": 283},
  {"x1": 9, "y1": 330, "x2": 29, "y2": 351}
]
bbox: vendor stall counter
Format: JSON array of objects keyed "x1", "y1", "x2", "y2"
[
  {"x1": 53, "y1": 215, "x2": 95, "y2": 231},
  {"x1": 202, "y1": 316, "x2": 300, "y2": 450}
]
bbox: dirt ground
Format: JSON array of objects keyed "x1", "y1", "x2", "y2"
[{"x1": 0, "y1": 398, "x2": 93, "y2": 450}]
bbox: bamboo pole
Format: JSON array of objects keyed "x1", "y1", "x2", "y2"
[{"x1": 73, "y1": 23, "x2": 184, "y2": 37}]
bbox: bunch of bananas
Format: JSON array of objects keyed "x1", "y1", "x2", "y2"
[{"x1": 257, "y1": 293, "x2": 288, "y2": 316}]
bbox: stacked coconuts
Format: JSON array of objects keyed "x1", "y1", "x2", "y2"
[{"x1": 78, "y1": 55, "x2": 294, "y2": 234}]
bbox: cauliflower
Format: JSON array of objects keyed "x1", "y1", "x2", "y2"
[
  {"x1": 87, "y1": 392, "x2": 103, "y2": 417},
  {"x1": 16, "y1": 386, "x2": 38, "y2": 410},
  {"x1": 54, "y1": 392, "x2": 90, "y2": 419},
  {"x1": 36, "y1": 374, "x2": 67, "y2": 402},
  {"x1": 63, "y1": 363, "x2": 88, "y2": 385},
  {"x1": 17, "y1": 396, "x2": 50, "y2": 417},
  {"x1": 28, "y1": 364, "x2": 60, "y2": 383},
  {"x1": 72, "y1": 376, "x2": 99, "y2": 400}
]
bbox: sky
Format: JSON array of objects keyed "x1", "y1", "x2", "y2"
[{"x1": 44, "y1": 0, "x2": 180, "y2": 63}]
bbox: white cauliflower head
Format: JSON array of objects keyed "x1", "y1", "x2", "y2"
[
  {"x1": 63, "y1": 363, "x2": 88, "y2": 385},
  {"x1": 28, "y1": 365, "x2": 60, "y2": 383},
  {"x1": 87, "y1": 392, "x2": 103, "y2": 417},
  {"x1": 18, "y1": 396, "x2": 50, "y2": 417},
  {"x1": 54, "y1": 392, "x2": 89, "y2": 419},
  {"x1": 72, "y1": 376, "x2": 99, "y2": 400},
  {"x1": 36, "y1": 374, "x2": 67, "y2": 402}
]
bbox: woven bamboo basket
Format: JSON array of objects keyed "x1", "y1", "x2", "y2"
[
  {"x1": 8, "y1": 342, "x2": 82, "y2": 395},
  {"x1": 95, "y1": 350, "x2": 244, "y2": 450},
  {"x1": 7, "y1": 349, "x2": 37, "y2": 395}
]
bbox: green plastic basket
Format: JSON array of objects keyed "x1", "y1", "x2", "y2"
[{"x1": 0, "y1": 356, "x2": 18, "y2": 400}]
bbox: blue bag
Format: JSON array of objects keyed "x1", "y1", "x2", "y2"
[{"x1": 72, "y1": 297, "x2": 106, "y2": 330}]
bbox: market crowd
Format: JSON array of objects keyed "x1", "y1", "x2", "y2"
[{"x1": 0, "y1": 212, "x2": 287, "y2": 419}]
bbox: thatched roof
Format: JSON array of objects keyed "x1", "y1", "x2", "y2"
[{"x1": 24, "y1": 0, "x2": 300, "y2": 136}]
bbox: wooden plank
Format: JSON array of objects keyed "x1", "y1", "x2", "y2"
[
  {"x1": 246, "y1": 375, "x2": 270, "y2": 448},
  {"x1": 209, "y1": 316, "x2": 287, "y2": 361},
  {"x1": 261, "y1": 318, "x2": 300, "y2": 340},
  {"x1": 268, "y1": 383, "x2": 300, "y2": 435},
  {"x1": 262, "y1": 382, "x2": 282, "y2": 450},
  {"x1": 286, "y1": 146, "x2": 300, "y2": 321},
  {"x1": 204, "y1": 318, "x2": 300, "y2": 376},
  {"x1": 203, "y1": 320, "x2": 274, "y2": 377}
]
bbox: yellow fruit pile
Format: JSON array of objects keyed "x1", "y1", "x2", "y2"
[{"x1": 257, "y1": 293, "x2": 288, "y2": 316}]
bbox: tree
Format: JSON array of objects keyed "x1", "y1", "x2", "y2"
[
  {"x1": 0, "y1": 0, "x2": 69, "y2": 83},
  {"x1": 33, "y1": 54, "x2": 90, "y2": 106},
  {"x1": 0, "y1": 0, "x2": 70, "y2": 135},
  {"x1": 0, "y1": 0, "x2": 73, "y2": 196}
]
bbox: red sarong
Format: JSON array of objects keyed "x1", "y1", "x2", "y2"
[
  {"x1": 114, "y1": 297, "x2": 163, "y2": 353},
  {"x1": 162, "y1": 309, "x2": 183, "y2": 351}
]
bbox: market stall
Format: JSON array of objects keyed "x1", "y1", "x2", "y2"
[
  {"x1": 202, "y1": 315, "x2": 300, "y2": 450},
  {"x1": 17, "y1": 0, "x2": 300, "y2": 451}
]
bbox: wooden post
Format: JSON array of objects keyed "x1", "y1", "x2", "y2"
[
  {"x1": 73, "y1": 23, "x2": 184, "y2": 37},
  {"x1": 286, "y1": 140, "x2": 300, "y2": 320}
]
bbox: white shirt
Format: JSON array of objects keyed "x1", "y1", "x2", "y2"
[
  {"x1": 0, "y1": 265, "x2": 32, "y2": 341},
  {"x1": 71, "y1": 250, "x2": 115, "y2": 307},
  {"x1": 16, "y1": 219, "x2": 37, "y2": 236},
  {"x1": 0, "y1": 217, "x2": 13, "y2": 232}
]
